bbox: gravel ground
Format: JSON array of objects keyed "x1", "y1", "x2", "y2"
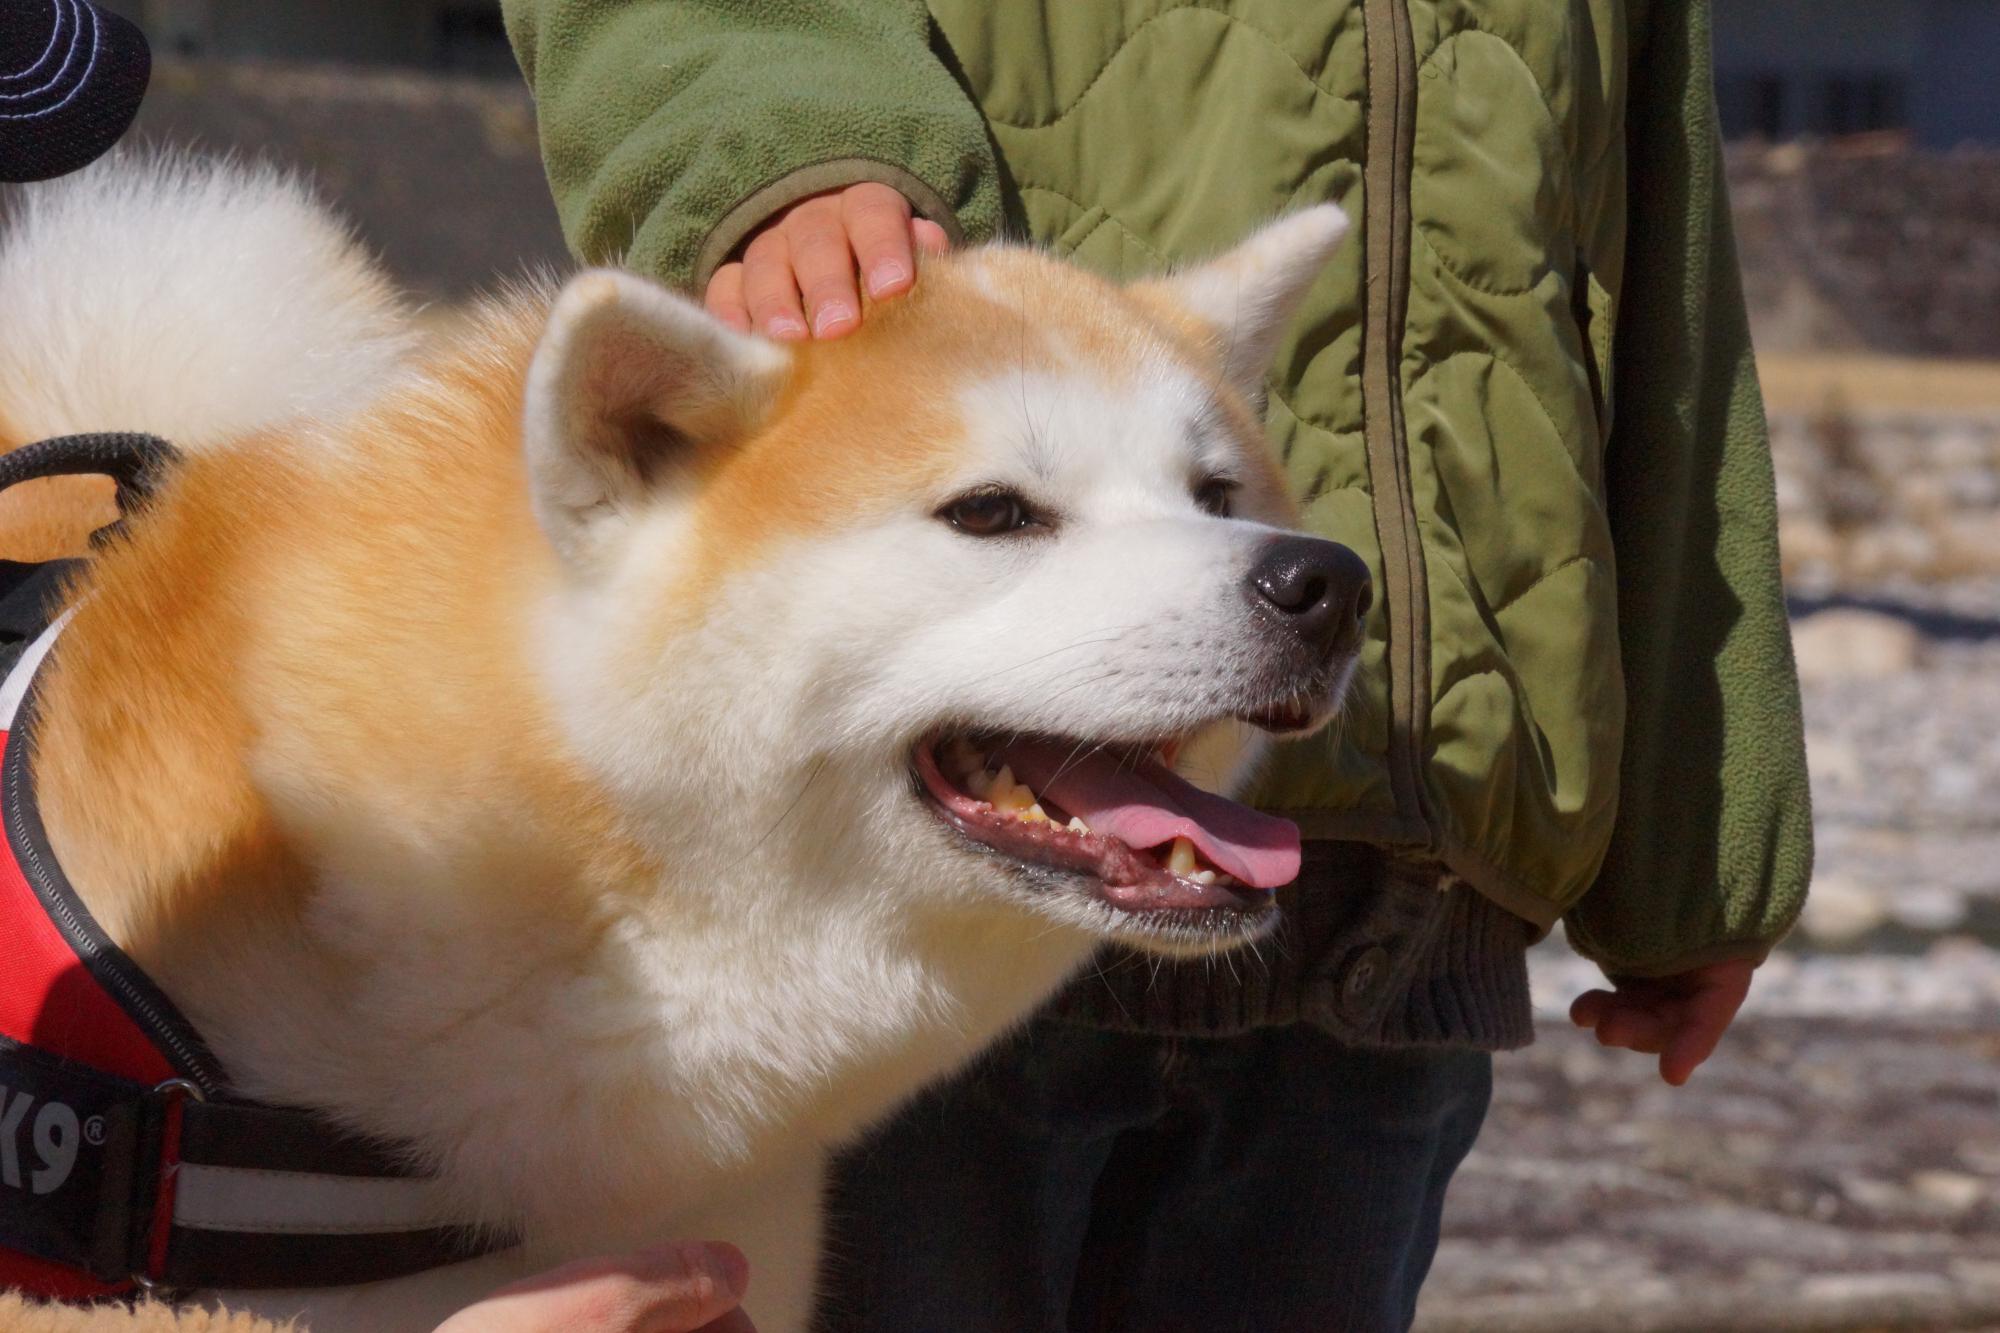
[
  {"x1": 1418, "y1": 1019, "x2": 2000, "y2": 1332},
  {"x1": 1418, "y1": 587, "x2": 2000, "y2": 1330}
]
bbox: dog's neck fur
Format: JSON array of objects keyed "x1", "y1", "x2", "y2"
[{"x1": 24, "y1": 303, "x2": 1096, "y2": 1251}]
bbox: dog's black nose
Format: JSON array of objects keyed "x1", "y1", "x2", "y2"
[{"x1": 1247, "y1": 536, "x2": 1373, "y2": 656}]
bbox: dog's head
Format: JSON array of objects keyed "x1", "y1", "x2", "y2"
[{"x1": 523, "y1": 209, "x2": 1364, "y2": 957}]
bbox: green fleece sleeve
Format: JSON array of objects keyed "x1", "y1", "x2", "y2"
[
  {"x1": 501, "y1": 0, "x2": 1004, "y2": 292},
  {"x1": 1563, "y1": 0, "x2": 1814, "y2": 978}
]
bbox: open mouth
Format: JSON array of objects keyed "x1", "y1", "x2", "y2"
[{"x1": 913, "y1": 731, "x2": 1300, "y2": 918}]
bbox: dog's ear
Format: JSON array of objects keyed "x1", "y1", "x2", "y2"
[
  {"x1": 1131, "y1": 205, "x2": 1349, "y2": 401},
  {"x1": 524, "y1": 269, "x2": 791, "y2": 564}
]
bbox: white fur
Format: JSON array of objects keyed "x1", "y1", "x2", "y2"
[
  {"x1": 0, "y1": 157, "x2": 1354, "y2": 1332},
  {"x1": 0, "y1": 151, "x2": 411, "y2": 446},
  {"x1": 1149, "y1": 204, "x2": 1350, "y2": 396},
  {"x1": 522, "y1": 269, "x2": 790, "y2": 565}
]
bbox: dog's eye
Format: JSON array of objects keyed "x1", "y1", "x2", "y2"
[
  {"x1": 942, "y1": 490, "x2": 1035, "y2": 537},
  {"x1": 1195, "y1": 478, "x2": 1237, "y2": 518}
]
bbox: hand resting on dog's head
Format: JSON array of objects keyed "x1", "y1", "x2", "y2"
[{"x1": 704, "y1": 182, "x2": 949, "y2": 340}]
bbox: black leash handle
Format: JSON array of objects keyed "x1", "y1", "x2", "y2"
[{"x1": 0, "y1": 432, "x2": 182, "y2": 515}]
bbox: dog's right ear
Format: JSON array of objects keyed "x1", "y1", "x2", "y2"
[
  {"x1": 524, "y1": 269, "x2": 791, "y2": 565},
  {"x1": 1128, "y1": 206, "x2": 1348, "y2": 404}
]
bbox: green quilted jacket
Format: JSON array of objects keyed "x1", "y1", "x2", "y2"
[{"x1": 501, "y1": 0, "x2": 1812, "y2": 977}]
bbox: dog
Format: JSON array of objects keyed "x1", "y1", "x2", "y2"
[{"x1": 0, "y1": 154, "x2": 1363, "y2": 1331}]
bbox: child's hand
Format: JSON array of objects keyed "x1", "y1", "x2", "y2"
[
  {"x1": 705, "y1": 183, "x2": 951, "y2": 341},
  {"x1": 1568, "y1": 957, "x2": 1756, "y2": 1087},
  {"x1": 433, "y1": 1241, "x2": 755, "y2": 1333}
]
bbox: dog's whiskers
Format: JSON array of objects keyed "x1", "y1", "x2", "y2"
[
  {"x1": 725, "y1": 754, "x2": 832, "y2": 871},
  {"x1": 961, "y1": 626, "x2": 1139, "y2": 689}
]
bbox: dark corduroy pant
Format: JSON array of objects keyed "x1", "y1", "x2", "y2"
[
  {"x1": 814, "y1": 842, "x2": 1526, "y2": 1333},
  {"x1": 814, "y1": 1020, "x2": 1492, "y2": 1333}
]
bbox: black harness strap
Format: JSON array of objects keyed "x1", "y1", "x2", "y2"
[
  {"x1": 154, "y1": 1098, "x2": 501, "y2": 1291},
  {"x1": 0, "y1": 559, "x2": 82, "y2": 660},
  {"x1": 0, "y1": 435, "x2": 512, "y2": 1295},
  {"x1": 0, "y1": 432, "x2": 181, "y2": 516}
]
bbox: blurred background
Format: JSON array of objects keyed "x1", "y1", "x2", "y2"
[{"x1": 86, "y1": 2, "x2": 2000, "y2": 1328}]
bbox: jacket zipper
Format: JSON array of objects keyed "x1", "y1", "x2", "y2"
[{"x1": 1359, "y1": 0, "x2": 1434, "y2": 841}]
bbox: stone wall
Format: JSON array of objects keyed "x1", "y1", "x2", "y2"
[{"x1": 1730, "y1": 140, "x2": 2000, "y2": 359}]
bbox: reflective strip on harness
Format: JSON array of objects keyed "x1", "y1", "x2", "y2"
[
  {"x1": 0, "y1": 551, "x2": 513, "y2": 1296},
  {"x1": 174, "y1": 1165, "x2": 460, "y2": 1237},
  {"x1": 0, "y1": 611, "x2": 68, "y2": 730}
]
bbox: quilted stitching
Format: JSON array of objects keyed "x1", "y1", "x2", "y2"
[
  {"x1": 978, "y1": 4, "x2": 1361, "y2": 131},
  {"x1": 933, "y1": 0, "x2": 1645, "y2": 918}
]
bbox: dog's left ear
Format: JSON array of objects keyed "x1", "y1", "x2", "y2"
[
  {"x1": 1131, "y1": 205, "x2": 1350, "y2": 401},
  {"x1": 524, "y1": 269, "x2": 791, "y2": 565}
]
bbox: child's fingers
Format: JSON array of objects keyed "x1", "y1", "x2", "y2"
[
  {"x1": 781, "y1": 196, "x2": 862, "y2": 339},
  {"x1": 1568, "y1": 988, "x2": 1616, "y2": 1027},
  {"x1": 704, "y1": 263, "x2": 752, "y2": 334},
  {"x1": 434, "y1": 1240, "x2": 750, "y2": 1333},
  {"x1": 1658, "y1": 1019, "x2": 1726, "y2": 1087},
  {"x1": 1592, "y1": 1004, "x2": 1675, "y2": 1054},
  {"x1": 842, "y1": 183, "x2": 918, "y2": 299},
  {"x1": 1572, "y1": 959, "x2": 1756, "y2": 1083},
  {"x1": 740, "y1": 229, "x2": 809, "y2": 341},
  {"x1": 911, "y1": 218, "x2": 951, "y2": 255},
  {"x1": 1657, "y1": 968, "x2": 1753, "y2": 1085}
]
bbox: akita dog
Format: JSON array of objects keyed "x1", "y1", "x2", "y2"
[{"x1": 0, "y1": 156, "x2": 1364, "y2": 1331}]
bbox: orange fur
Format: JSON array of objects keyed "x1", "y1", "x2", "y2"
[
  {"x1": 681, "y1": 254, "x2": 1272, "y2": 588},
  {"x1": 0, "y1": 1294, "x2": 291, "y2": 1333},
  {"x1": 0, "y1": 166, "x2": 1350, "y2": 1329},
  {"x1": 0, "y1": 474, "x2": 119, "y2": 561},
  {"x1": 11, "y1": 254, "x2": 1290, "y2": 975},
  {"x1": 0, "y1": 407, "x2": 121, "y2": 560},
  {"x1": 23, "y1": 297, "x2": 641, "y2": 979}
]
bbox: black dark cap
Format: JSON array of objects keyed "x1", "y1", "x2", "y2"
[{"x1": 1, "y1": 0, "x2": 152, "y2": 183}]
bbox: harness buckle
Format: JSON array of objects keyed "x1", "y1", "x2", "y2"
[{"x1": 129, "y1": 1076, "x2": 207, "y2": 1294}]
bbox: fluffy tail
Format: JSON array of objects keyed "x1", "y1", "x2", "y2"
[{"x1": 0, "y1": 151, "x2": 412, "y2": 452}]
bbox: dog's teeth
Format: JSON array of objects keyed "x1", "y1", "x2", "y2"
[
  {"x1": 1166, "y1": 836, "x2": 1198, "y2": 877},
  {"x1": 960, "y1": 757, "x2": 1054, "y2": 824},
  {"x1": 991, "y1": 767, "x2": 1038, "y2": 813},
  {"x1": 1190, "y1": 869, "x2": 1217, "y2": 886},
  {"x1": 1066, "y1": 816, "x2": 1090, "y2": 834},
  {"x1": 994, "y1": 788, "x2": 1036, "y2": 813}
]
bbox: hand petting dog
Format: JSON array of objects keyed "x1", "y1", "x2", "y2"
[
  {"x1": 722, "y1": 177, "x2": 1766, "y2": 1098},
  {"x1": 0, "y1": 1244, "x2": 754, "y2": 1333},
  {"x1": 433, "y1": 1242, "x2": 755, "y2": 1333},
  {"x1": 703, "y1": 182, "x2": 950, "y2": 340}
]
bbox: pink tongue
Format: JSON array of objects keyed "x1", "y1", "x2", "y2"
[{"x1": 997, "y1": 740, "x2": 1301, "y2": 889}]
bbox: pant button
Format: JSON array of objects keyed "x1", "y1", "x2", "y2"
[{"x1": 1340, "y1": 944, "x2": 1390, "y2": 1018}]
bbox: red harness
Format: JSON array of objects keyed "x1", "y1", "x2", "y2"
[
  {"x1": 0, "y1": 440, "x2": 508, "y2": 1299},
  {"x1": 0, "y1": 803, "x2": 185, "y2": 1298},
  {"x1": 0, "y1": 599, "x2": 208, "y2": 1298}
]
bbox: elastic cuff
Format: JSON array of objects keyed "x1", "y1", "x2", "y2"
[
  {"x1": 692, "y1": 158, "x2": 967, "y2": 292},
  {"x1": 1575, "y1": 935, "x2": 1779, "y2": 982}
]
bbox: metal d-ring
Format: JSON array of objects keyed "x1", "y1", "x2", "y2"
[
  {"x1": 149, "y1": 1076, "x2": 208, "y2": 1104},
  {"x1": 132, "y1": 1077, "x2": 210, "y2": 1293}
]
